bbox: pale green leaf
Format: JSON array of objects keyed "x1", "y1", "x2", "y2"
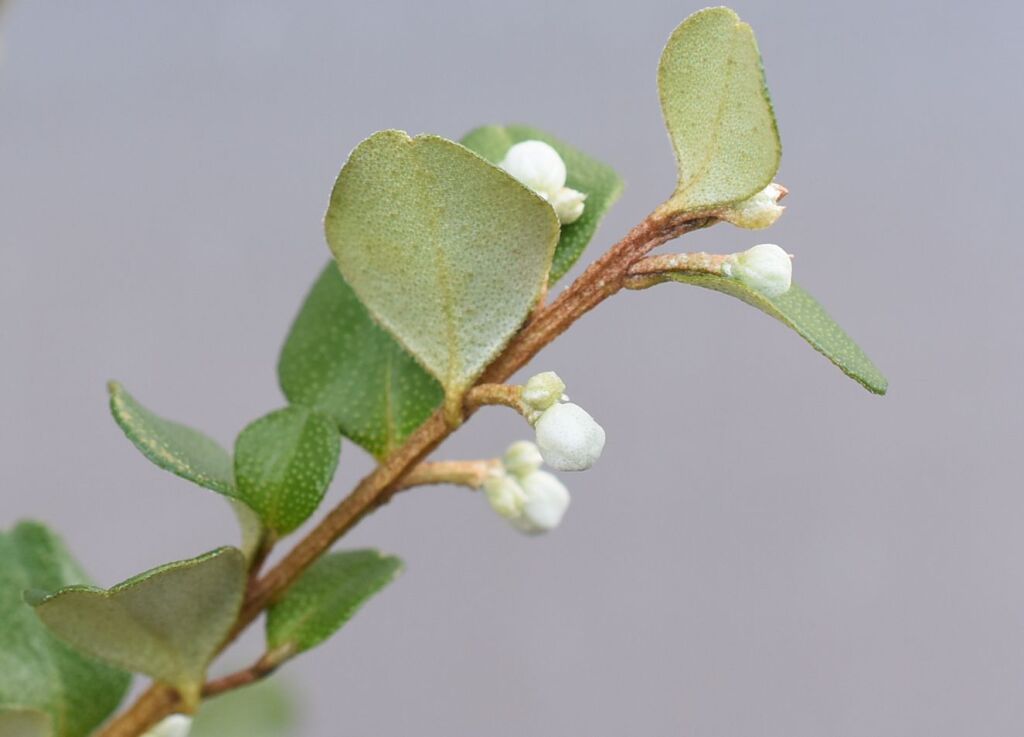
[
  {"x1": 32, "y1": 548, "x2": 247, "y2": 706},
  {"x1": 325, "y1": 131, "x2": 559, "y2": 409},
  {"x1": 0, "y1": 522, "x2": 130, "y2": 737},
  {"x1": 0, "y1": 708, "x2": 51, "y2": 737},
  {"x1": 267, "y1": 550, "x2": 402, "y2": 654},
  {"x1": 233, "y1": 407, "x2": 341, "y2": 535},
  {"x1": 658, "y1": 7, "x2": 780, "y2": 214},
  {"x1": 662, "y1": 274, "x2": 887, "y2": 394},
  {"x1": 191, "y1": 678, "x2": 296, "y2": 737},
  {"x1": 460, "y1": 124, "x2": 623, "y2": 283},
  {"x1": 278, "y1": 264, "x2": 443, "y2": 458}
]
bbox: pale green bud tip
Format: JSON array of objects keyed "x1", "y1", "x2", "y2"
[
  {"x1": 483, "y1": 474, "x2": 528, "y2": 520},
  {"x1": 499, "y1": 140, "x2": 586, "y2": 225},
  {"x1": 503, "y1": 440, "x2": 544, "y2": 477},
  {"x1": 534, "y1": 402, "x2": 606, "y2": 471},
  {"x1": 522, "y1": 371, "x2": 567, "y2": 414},
  {"x1": 510, "y1": 470, "x2": 571, "y2": 535},
  {"x1": 144, "y1": 715, "x2": 192, "y2": 737},
  {"x1": 729, "y1": 243, "x2": 793, "y2": 298},
  {"x1": 722, "y1": 183, "x2": 787, "y2": 229}
]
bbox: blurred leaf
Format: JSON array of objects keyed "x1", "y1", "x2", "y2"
[
  {"x1": 108, "y1": 382, "x2": 234, "y2": 496},
  {"x1": 233, "y1": 407, "x2": 341, "y2": 535},
  {"x1": 191, "y1": 678, "x2": 296, "y2": 737},
  {"x1": 0, "y1": 708, "x2": 51, "y2": 737},
  {"x1": 267, "y1": 550, "x2": 402, "y2": 654},
  {"x1": 657, "y1": 7, "x2": 780, "y2": 214},
  {"x1": 32, "y1": 548, "x2": 247, "y2": 707},
  {"x1": 278, "y1": 264, "x2": 443, "y2": 458},
  {"x1": 0, "y1": 522, "x2": 130, "y2": 737},
  {"x1": 326, "y1": 130, "x2": 559, "y2": 410},
  {"x1": 461, "y1": 124, "x2": 623, "y2": 283},
  {"x1": 662, "y1": 274, "x2": 887, "y2": 394}
]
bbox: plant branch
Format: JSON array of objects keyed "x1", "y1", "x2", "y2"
[
  {"x1": 391, "y1": 459, "x2": 500, "y2": 494},
  {"x1": 463, "y1": 383, "x2": 525, "y2": 414}
]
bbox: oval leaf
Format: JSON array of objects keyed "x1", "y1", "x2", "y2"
[
  {"x1": 233, "y1": 407, "x2": 341, "y2": 535},
  {"x1": 266, "y1": 550, "x2": 402, "y2": 655},
  {"x1": 278, "y1": 264, "x2": 443, "y2": 459},
  {"x1": 658, "y1": 7, "x2": 780, "y2": 214},
  {"x1": 460, "y1": 124, "x2": 623, "y2": 283},
  {"x1": 32, "y1": 547, "x2": 247, "y2": 706},
  {"x1": 325, "y1": 131, "x2": 559, "y2": 409},
  {"x1": 0, "y1": 709, "x2": 51, "y2": 737},
  {"x1": 191, "y1": 679, "x2": 296, "y2": 737},
  {"x1": 658, "y1": 274, "x2": 887, "y2": 394},
  {"x1": 0, "y1": 523, "x2": 130, "y2": 737}
]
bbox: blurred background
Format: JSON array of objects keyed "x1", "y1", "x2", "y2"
[{"x1": 1, "y1": 1, "x2": 1021, "y2": 735}]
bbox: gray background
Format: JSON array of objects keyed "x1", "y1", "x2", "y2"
[{"x1": 1, "y1": 1, "x2": 1021, "y2": 735}]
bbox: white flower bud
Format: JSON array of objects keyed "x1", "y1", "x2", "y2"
[
  {"x1": 499, "y1": 140, "x2": 566, "y2": 198},
  {"x1": 503, "y1": 440, "x2": 544, "y2": 477},
  {"x1": 510, "y1": 470, "x2": 570, "y2": 535},
  {"x1": 483, "y1": 473, "x2": 527, "y2": 520},
  {"x1": 534, "y1": 402, "x2": 606, "y2": 471},
  {"x1": 521, "y1": 371, "x2": 567, "y2": 415},
  {"x1": 721, "y1": 183, "x2": 787, "y2": 229},
  {"x1": 144, "y1": 715, "x2": 192, "y2": 737},
  {"x1": 549, "y1": 186, "x2": 587, "y2": 225},
  {"x1": 729, "y1": 243, "x2": 793, "y2": 298}
]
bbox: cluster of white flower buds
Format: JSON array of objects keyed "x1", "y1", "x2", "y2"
[
  {"x1": 723, "y1": 243, "x2": 793, "y2": 298},
  {"x1": 499, "y1": 141, "x2": 587, "y2": 225},
  {"x1": 521, "y1": 371, "x2": 605, "y2": 471},
  {"x1": 721, "y1": 183, "x2": 787, "y2": 230},
  {"x1": 143, "y1": 715, "x2": 192, "y2": 737},
  {"x1": 483, "y1": 441, "x2": 571, "y2": 535}
]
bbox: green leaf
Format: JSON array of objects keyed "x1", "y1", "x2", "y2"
[
  {"x1": 325, "y1": 130, "x2": 559, "y2": 410},
  {"x1": 108, "y1": 382, "x2": 234, "y2": 496},
  {"x1": 267, "y1": 550, "x2": 402, "y2": 654},
  {"x1": 0, "y1": 522, "x2": 130, "y2": 737},
  {"x1": 0, "y1": 709, "x2": 51, "y2": 737},
  {"x1": 657, "y1": 7, "x2": 781, "y2": 214},
  {"x1": 278, "y1": 264, "x2": 444, "y2": 458},
  {"x1": 233, "y1": 406, "x2": 341, "y2": 535},
  {"x1": 32, "y1": 547, "x2": 247, "y2": 707},
  {"x1": 663, "y1": 274, "x2": 887, "y2": 394},
  {"x1": 191, "y1": 678, "x2": 296, "y2": 737},
  {"x1": 460, "y1": 124, "x2": 623, "y2": 283}
]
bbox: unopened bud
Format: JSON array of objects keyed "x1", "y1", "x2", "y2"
[
  {"x1": 144, "y1": 715, "x2": 192, "y2": 737},
  {"x1": 721, "y1": 183, "x2": 787, "y2": 230},
  {"x1": 510, "y1": 470, "x2": 571, "y2": 535},
  {"x1": 522, "y1": 371, "x2": 567, "y2": 415},
  {"x1": 503, "y1": 440, "x2": 544, "y2": 477},
  {"x1": 483, "y1": 474, "x2": 527, "y2": 520},
  {"x1": 727, "y1": 243, "x2": 793, "y2": 298},
  {"x1": 499, "y1": 140, "x2": 566, "y2": 199},
  {"x1": 549, "y1": 186, "x2": 587, "y2": 225},
  {"x1": 534, "y1": 402, "x2": 606, "y2": 471}
]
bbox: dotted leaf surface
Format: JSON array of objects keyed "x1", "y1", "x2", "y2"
[
  {"x1": 266, "y1": 550, "x2": 402, "y2": 654},
  {"x1": 325, "y1": 131, "x2": 559, "y2": 407},
  {"x1": 233, "y1": 407, "x2": 341, "y2": 536},
  {"x1": 666, "y1": 274, "x2": 887, "y2": 394},
  {"x1": 0, "y1": 523, "x2": 130, "y2": 737},
  {"x1": 32, "y1": 548, "x2": 247, "y2": 704},
  {"x1": 460, "y1": 124, "x2": 623, "y2": 283},
  {"x1": 658, "y1": 7, "x2": 781, "y2": 214},
  {"x1": 278, "y1": 264, "x2": 443, "y2": 459}
]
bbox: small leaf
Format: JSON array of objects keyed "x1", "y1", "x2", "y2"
[
  {"x1": 663, "y1": 274, "x2": 887, "y2": 394},
  {"x1": 278, "y1": 264, "x2": 444, "y2": 458},
  {"x1": 0, "y1": 522, "x2": 130, "y2": 737},
  {"x1": 33, "y1": 548, "x2": 247, "y2": 706},
  {"x1": 0, "y1": 709, "x2": 51, "y2": 737},
  {"x1": 461, "y1": 124, "x2": 623, "y2": 283},
  {"x1": 191, "y1": 678, "x2": 296, "y2": 737},
  {"x1": 233, "y1": 407, "x2": 341, "y2": 535},
  {"x1": 108, "y1": 382, "x2": 234, "y2": 496},
  {"x1": 658, "y1": 7, "x2": 781, "y2": 214},
  {"x1": 266, "y1": 550, "x2": 402, "y2": 654},
  {"x1": 326, "y1": 130, "x2": 559, "y2": 410}
]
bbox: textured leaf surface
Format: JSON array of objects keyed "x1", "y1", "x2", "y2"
[
  {"x1": 278, "y1": 264, "x2": 443, "y2": 458},
  {"x1": 0, "y1": 523, "x2": 130, "y2": 737},
  {"x1": 267, "y1": 550, "x2": 402, "y2": 654},
  {"x1": 234, "y1": 407, "x2": 341, "y2": 535},
  {"x1": 0, "y1": 709, "x2": 51, "y2": 737},
  {"x1": 666, "y1": 274, "x2": 887, "y2": 394},
  {"x1": 191, "y1": 678, "x2": 295, "y2": 737},
  {"x1": 326, "y1": 131, "x2": 559, "y2": 405},
  {"x1": 461, "y1": 124, "x2": 623, "y2": 283},
  {"x1": 658, "y1": 7, "x2": 780, "y2": 214},
  {"x1": 108, "y1": 382, "x2": 234, "y2": 496},
  {"x1": 33, "y1": 548, "x2": 247, "y2": 703}
]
